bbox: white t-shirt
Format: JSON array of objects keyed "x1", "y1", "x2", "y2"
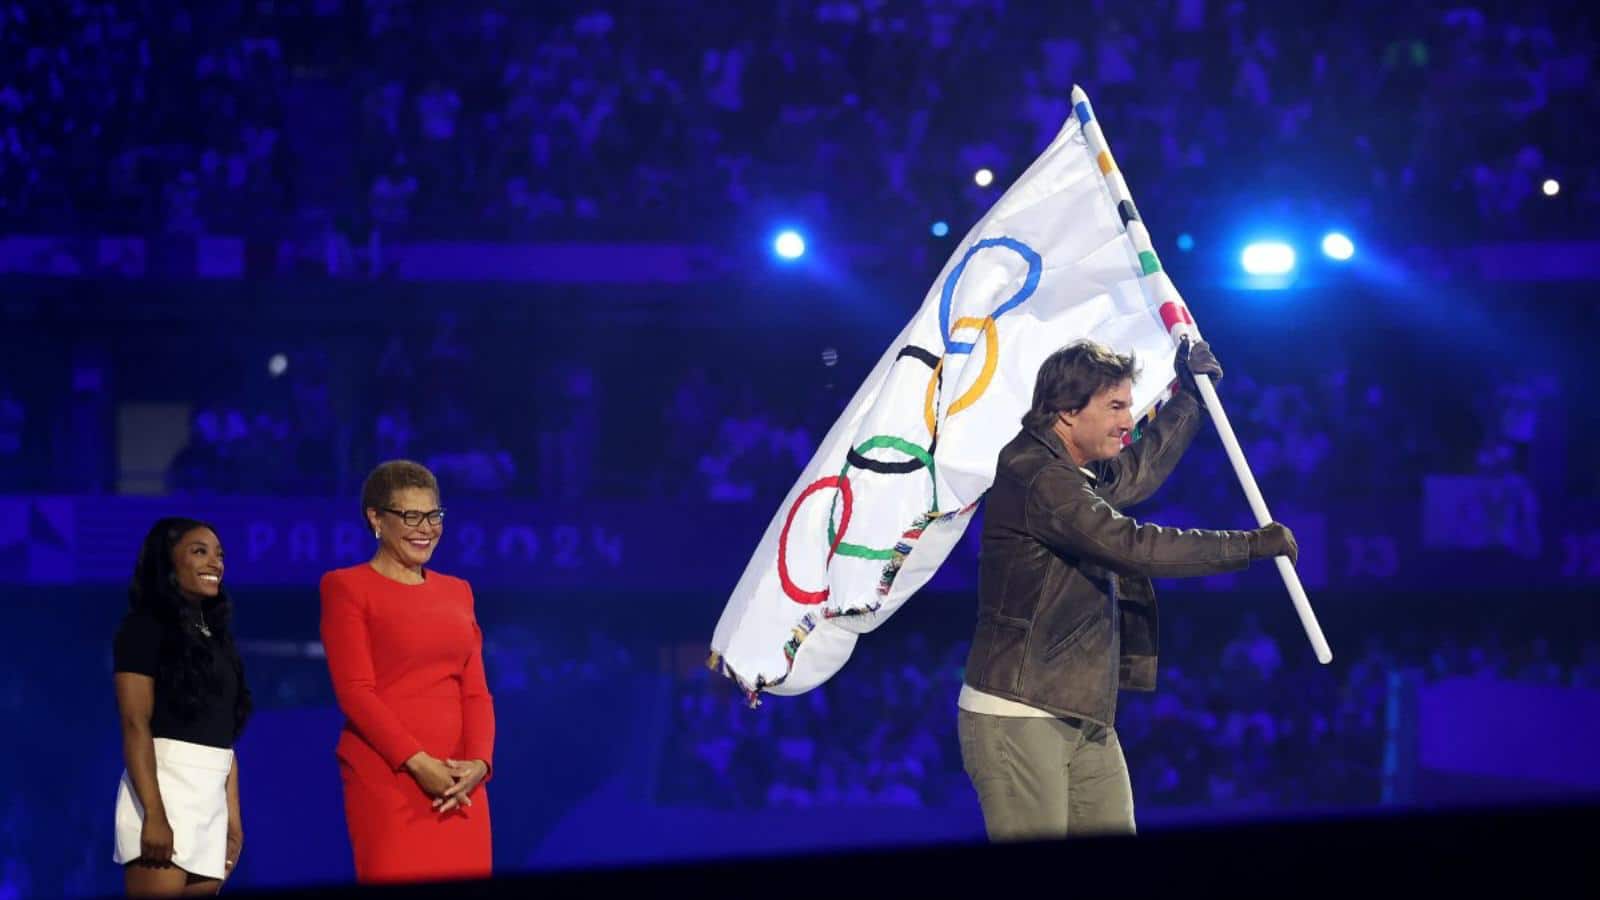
[{"x1": 957, "y1": 683, "x2": 1058, "y2": 718}]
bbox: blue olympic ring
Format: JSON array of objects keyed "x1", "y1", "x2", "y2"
[{"x1": 937, "y1": 237, "x2": 1042, "y2": 355}]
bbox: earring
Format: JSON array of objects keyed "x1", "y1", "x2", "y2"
[{"x1": 374, "y1": 529, "x2": 381, "y2": 539}]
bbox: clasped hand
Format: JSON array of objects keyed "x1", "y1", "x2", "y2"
[{"x1": 406, "y1": 752, "x2": 488, "y2": 814}]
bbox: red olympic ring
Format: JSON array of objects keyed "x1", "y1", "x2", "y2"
[{"x1": 777, "y1": 475, "x2": 854, "y2": 605}]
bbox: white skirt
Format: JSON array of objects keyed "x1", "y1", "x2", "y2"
[{"x1": 113, "y1": 737, "x2": 234, "y2": 880}]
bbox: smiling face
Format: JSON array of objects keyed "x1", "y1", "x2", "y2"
[
  {"x1": 170, "y1": 527, "x2": 224, "y2": 601},
  {"x1": 368, "y1": 486, "x2": 443, "y2": 569},
  {"x1": 1059, "y1": 378, "x2": 1135, "y2": 465}
]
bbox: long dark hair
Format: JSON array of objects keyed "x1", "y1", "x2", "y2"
[{"x1": 128, "y1": 517, "x2": 253, "y2": 741}]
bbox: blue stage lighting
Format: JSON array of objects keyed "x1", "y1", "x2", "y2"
[
  {"x1": 774, "y1": 230, "x2": 806, "y2": 260},
  {"x1": 1241, "y1": 242, "x2": 1296, "y2": 276},
  {"x1": 1321, "y1": 232, "x2": 1355, "y2": 261},
  {"x1": 931, "y1": 221, "x2": 949, "y2": 237}
]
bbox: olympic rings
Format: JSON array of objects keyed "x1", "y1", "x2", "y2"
[
  {"x1": 828, "y1": 435, "x2": 938, "y2": 561},
  {"x1": 777, "y1": 235, "x2": 1042, "y2": 608}
]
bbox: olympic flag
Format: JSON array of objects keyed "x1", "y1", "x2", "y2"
[{"x1": 709, "y1": 86, "x2": 1208, "y2": 705}]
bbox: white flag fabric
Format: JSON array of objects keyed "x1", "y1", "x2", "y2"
[{"x1": 709, "y1": 85, "x2": 1199, "y2": 705}]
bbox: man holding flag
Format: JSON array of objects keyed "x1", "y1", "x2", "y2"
[
  {"x1": 709, "y1": 85, "x2": 1329, "y2": 830},
  {"x1": 956, "y1": 335, "x2": 1298, "y2": 840}
]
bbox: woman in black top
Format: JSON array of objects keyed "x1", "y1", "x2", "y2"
[{"x1": 112, "y1": 518, "x2": 252, "y2": 897}]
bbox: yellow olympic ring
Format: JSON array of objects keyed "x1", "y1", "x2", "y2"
[{"x1": 923, "y1": 315, "x2": 999, "y2": 438}]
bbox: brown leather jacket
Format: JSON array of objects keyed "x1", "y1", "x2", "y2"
[{"x1": 962, "y1": 390, "x2": 1255, "y2": 726}]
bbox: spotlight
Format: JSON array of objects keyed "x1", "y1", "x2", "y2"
[
  {"x1": 1241, "y1": 242, "x2": 1296, "y2": 276},
  {"x1": 1320, "y1": 232, "x2": 1355, "y2": 261},
  {"x1": 773, "y1": 230, "x2": 806, "y2": 260}
]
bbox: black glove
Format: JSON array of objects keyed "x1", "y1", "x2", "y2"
[
  {"x1": 1247, "y1": 522, "x2": 1298, "y2": 566},
  {"x1": 1175, "y1": 336, "x2": 1223, "y2": 395}
]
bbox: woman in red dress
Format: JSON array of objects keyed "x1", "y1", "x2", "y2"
[{"x1": 319, "y1": 460, "x2": 495, "y2": 884}]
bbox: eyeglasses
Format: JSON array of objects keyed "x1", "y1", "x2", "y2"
[{"x1": 380, "y1": 507, "x2": 446, "y2": 527}]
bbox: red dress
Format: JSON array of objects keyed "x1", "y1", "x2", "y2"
[{"x1": 319, "y1": 563, "x2": 495, "y2": 884}]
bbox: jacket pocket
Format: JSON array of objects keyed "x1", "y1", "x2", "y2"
[
  {"x1": 971, "y1": 613, "x2": 1031, "y2": 694},
  {"x1": 1042, "y1": 614, "x2": 1098, "y2": 662}
]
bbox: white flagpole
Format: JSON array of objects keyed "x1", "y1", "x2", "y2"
[
  {"x1": 1072, "y1": 84, "x2": 1333, "y2": 664},
  {"x1": 1192, "y1": 373, "x2": 1334, "y2": 664}
]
